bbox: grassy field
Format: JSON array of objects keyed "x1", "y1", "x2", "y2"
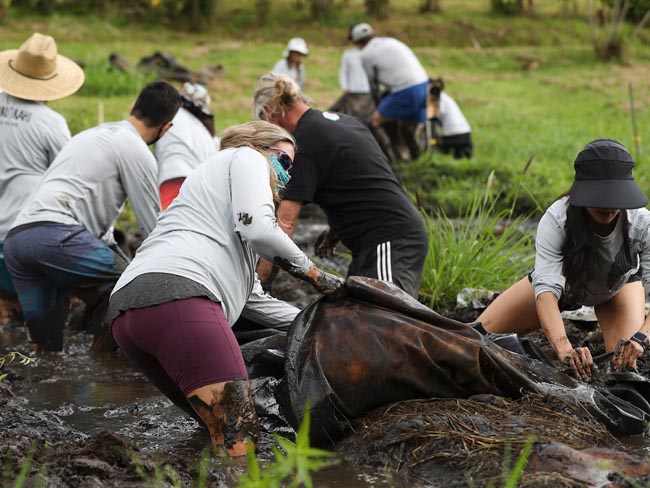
[
  {"x1": 3, "y1": 0, "x2": 649, "y2": 216},
  {"x1": 2, "y1": 1, "x2": 650, "y2": 305}
]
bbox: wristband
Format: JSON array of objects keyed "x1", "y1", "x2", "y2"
[{"x1": 631, "y1": 331, "x2": 650, "y2": 351}]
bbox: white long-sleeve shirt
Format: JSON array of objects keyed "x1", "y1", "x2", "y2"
[
  {"x1": 531, "y1": 196, "x2": 650, "y2": 306},
  {"x1": 11, "y1": 120, "x2": 160, "y2": 239},
  {"x1": 0, "y1": 91, "x2": 71, "y2": 241},
  {"x1": 272, "y1": 58, "x2": 306, "y2": 88},
  {"x1": 360, "y1": 37, "x2": 429, "y2": 93},
  {"x1": 154, "y1": 107, "x2": 218, "y2": 184},
  {"x1": 438, "y1": 92, "x2": 471, "y2": 136},
  {"x1": 339, "y1": 48, "x2": 371, "y2": 94},
  {"x1": 112, "y1": 147, "x2": 313, "y2": 326}
]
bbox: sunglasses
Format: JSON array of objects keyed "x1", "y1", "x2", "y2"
[{"x1": 262, "y1": 145, "x2": 293, "y2": 171}]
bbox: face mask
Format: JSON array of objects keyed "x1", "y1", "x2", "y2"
[{"x1": 269, "y1": 154, "x2": 291, "y2": 194}]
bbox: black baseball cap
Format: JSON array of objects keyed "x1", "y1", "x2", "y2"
[{"x1": 570, "y1": 139, "x2": 648, "y2": 209}]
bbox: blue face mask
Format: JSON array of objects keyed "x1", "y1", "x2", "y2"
[{"x1": 269, "y1": 154, "x2": 291, "y2": 194}]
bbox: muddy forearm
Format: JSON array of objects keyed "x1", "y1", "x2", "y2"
[{"x1": 536, "y1": 292, "x2": 572, "y2": 358}]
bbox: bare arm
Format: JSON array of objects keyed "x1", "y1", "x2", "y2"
[
  {"x1": 256, "y1": 199, "x2": 303, "y2": 288},
  {"x1": 537, "y1": 291, "x2": 592, "y2": 380}
]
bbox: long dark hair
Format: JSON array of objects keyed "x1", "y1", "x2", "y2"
[{"x1": 560, "y1": 190, "x2": 629, "y2": 304}]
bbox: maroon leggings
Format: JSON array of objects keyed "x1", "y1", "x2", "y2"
[{"x1": 112, "y1": 298, "x2": 248, "y2": 406}]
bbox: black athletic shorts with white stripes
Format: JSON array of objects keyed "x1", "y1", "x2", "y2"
[{"x1": 347, "y1": 228, "x2": 429, "y2": 299}]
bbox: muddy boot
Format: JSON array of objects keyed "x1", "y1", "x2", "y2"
[{"x1": 188, "y1": 379, "x2": 260, "y2": 456}]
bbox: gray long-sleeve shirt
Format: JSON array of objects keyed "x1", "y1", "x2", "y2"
[
  {"x1": 0, "y1": 91, "x2": 71, "y2": 241},
  {"x1": 112, "y1": 147, "x2": 312, "y2": 326},
  {"x1": 531, "y1": 197, "x2": 650, "y2": 306},
  {"x1": 11, "y1": 120, "x2": 160, "y2": 239}
]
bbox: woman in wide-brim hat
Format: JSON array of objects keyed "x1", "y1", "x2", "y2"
[
  {"x1": 0, "y1": 32, "x2": 84, "y2": 101},
  {"x1": 476, "y1": 139, "x2": 650, "y2": 381},
  {"x1": 272, "y1": 37, "x2": 308, "y2": 89}
]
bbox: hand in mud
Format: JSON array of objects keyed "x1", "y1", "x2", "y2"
[
  {"x1": 314, "y1": 229, "x2": 339, "y2": 259},
  {"x1": 561, "y1": 347, "x2": 593, "y2": 382},
  {"x1": 310, "y1": 269, "x2": 345, "y2": 299},
  {"x1": 611, "y1": 339, "x2": 644, "y2": 372}
]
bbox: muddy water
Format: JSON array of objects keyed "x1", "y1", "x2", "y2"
[{"x1": 0, "y1": 215, "x2": 395, "y2": 486}]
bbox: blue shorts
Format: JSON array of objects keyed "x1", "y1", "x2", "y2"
[
  {"x1": 378, "y1": 81, "x2": 429, "y2": 124},
  {"x1": 0, "y1": 243, "x2": 16, "y2": 296}
]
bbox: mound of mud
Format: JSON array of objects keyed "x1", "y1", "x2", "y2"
[{"x1": 337, "y1": 393, "x2": 650, "y2": 487}]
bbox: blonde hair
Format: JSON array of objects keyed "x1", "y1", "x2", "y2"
[
  {"x1": 220, "y1": 120, "x2": 296, "y2": 205},
  {"x1": 252, "y1": 72, "x2": 311, "y2": 121}
]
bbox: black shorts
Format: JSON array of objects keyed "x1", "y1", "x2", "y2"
[
  {"x1": 438, "y1": 133, "x2": 473, "y2": 159},
  {"x1": 347, "y1": 228, "x2": 429, "y2": 299}
]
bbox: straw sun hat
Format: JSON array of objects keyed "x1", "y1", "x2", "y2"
[{"x1": 0, "y1": 33, "x2": 84, "y2": 101}]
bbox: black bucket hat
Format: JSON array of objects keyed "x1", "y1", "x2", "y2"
[{"x1": 570, "y1": 139, "x2": 648, "y2": 209}]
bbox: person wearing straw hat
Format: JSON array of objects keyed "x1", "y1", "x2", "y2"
[
  {"x1": 0, "y1": 32, "x2": 84, "y2": 322},
  {"x1": 476, "y1": 139, "x2": 650, "y2": 380},
  {"x1": 4, "y1": 81, "x2": 181, "y2": 353},
  {"x1": 154, "y1": 82, "x2": 219, "y2": 210},
  {"x1": 272, "y1": 37, "x2": 308, "y2": 88}
]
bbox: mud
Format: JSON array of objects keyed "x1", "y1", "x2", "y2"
[{"x1": 3, "y1": 215, "x2": 650, "y2": 487}]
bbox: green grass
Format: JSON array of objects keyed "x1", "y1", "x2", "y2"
[
  {"x1": 418, "y1": 176, "x2": 535, "y2": 312},
  {"x1": 1, "y1": 1, "x2": 649, "y2": 301},
  {"x1": 2, "y1": 1, "x2": 649, "y2": 216}
]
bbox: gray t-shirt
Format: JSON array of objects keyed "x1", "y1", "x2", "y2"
[
  {"x1": 531, "y1": 196, "x2": 650, "y2": 306},
  {"x1": 0, "y1": 91, "x2": 71, "y2": 241},
  {"x1": 11, "y1": 120, "x2": 160, "y2": 239},
  {"x1": 154, "y1": 107, "x2": 218, "y2": 185},
  {"x1": 360, "y1": 37, "x2": 429, "y2": 93},
  {"x1": 112, "y1": 147, "x2": 308, "y2": 327}
]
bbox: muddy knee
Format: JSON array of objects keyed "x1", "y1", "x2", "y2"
[{"x1": 188, "y1": 379, "x2": 259, "y2": 456}]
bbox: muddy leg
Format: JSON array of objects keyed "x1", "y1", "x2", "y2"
[
  {"x1": 402, "y1": 122, "x2": 425, "y2": 161},
  {"x1": 188, "y1": 379, "x2": 259, "y2": 456}
]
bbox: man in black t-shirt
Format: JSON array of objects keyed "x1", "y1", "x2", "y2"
[{"x1": 253, "y1": 72, "x2": 428, "y2": 298}]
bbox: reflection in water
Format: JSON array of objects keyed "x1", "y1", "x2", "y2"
[
  {"x1": 4, "y1": 328, "x2": 208, "y2": 453},
  {"x1": 2, "y1": 327, "x2": 393, "y2": 486}
]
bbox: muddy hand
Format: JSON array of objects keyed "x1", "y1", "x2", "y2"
[
  {"x1": 612, "y1": 339, "x2": 644, "y2": 372},
  {"x1": 314, "y1": 229, "x2": 339, "y2": 259},
  {"x1": 561, "y1": 347, "x2": 593, "y2": 382},
  {"x1": 311, "y1": 269, "x2": 345, "y2": 299}
]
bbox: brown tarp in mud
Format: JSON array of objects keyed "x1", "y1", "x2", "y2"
[{"x1": 278, "y1": 277, "x2": 650, "y2": 445}]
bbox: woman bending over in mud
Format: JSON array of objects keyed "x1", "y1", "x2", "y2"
[
  {"x1": 108, "y1": 120, "x2": 343, "y2": 456},
  {"x1": 478, "y1": 139, "x2": 650, "y2": 382}
]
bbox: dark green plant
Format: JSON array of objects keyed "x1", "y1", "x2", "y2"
[
  {"x1": 236, "y1": 404, "x2": 336, "y2": 488},
  {"x1": 309, "y1": 0, "x2": 334, "y2": 19},
  {"x1": 485, "y1": 437, "x2": 535, "y2": 488},
  {"x1": 490, "y1": 0, "x2": 523, "y2": 15},
  {"x1": 365, "y1": 0, "x2": 390, "y2": 18},
  {"x1": 0, "y1": 351, "x2": 37, "y2": 381},
  {"x1": 418, "y1": 172, "x2": 535, "y2": 313}
]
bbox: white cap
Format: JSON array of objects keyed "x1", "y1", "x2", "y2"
[
  {"x1": 350, "y1": 23, "x2": 373, "y2": 42},
  {"x1": 283, "y1": 37, "x2": 309, "y2": 57}
]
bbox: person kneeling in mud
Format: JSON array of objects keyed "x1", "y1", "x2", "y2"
[
  {"x1": 108, "y1": 121, "x2": 343, "y2": 456},
  {"x1": 477, "y1": 139, "x2": 650, "y2": 381}
]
